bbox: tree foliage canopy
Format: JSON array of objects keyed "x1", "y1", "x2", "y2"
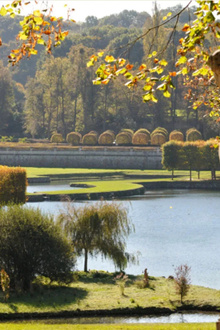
[
  {"x1": 0, "y1": 205, "x2": 75, "y2": 291},
  {"x1": 57, "y1": 200, "x2": 135, "y2": 272},
  {"x1": 88, "y1": 1, "x2": 220, "y2": 116}
]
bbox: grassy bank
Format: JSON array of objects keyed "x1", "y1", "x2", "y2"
[
  {"x1": 0, "y1": 272, "x2": 220, "y2": 316},
  {"x1": 0, "y1": 323, "x2": 216, "y2": 330},
  {"x1": 25, "y1": 168, "x2": 220, "y2": 198}
]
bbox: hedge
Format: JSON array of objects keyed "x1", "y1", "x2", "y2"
[
  {"x1": 162, "y1": 140, "x2": 220, "y2": 180},
  {"x1": 0, "y1": 166, "x2": 27, "y2": 205},
  {"x1": 66, "y1": 132, "x2": 82, "y2": 146}
]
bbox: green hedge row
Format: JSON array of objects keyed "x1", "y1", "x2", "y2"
[{"x1": 162, "y1": 140, "x2": 219, "y2": 180}]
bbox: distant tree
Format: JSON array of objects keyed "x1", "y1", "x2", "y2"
[
  {"x1": 57, "y1": 201, "x2": 135, "y2": 272},
  {"x1": 0, "y1": 205, "x2": 74, "y2": 292},
  {"x1": 203, "y1": 140, "x2": 220, "y2": 180},
  {"x1": 182, "y1": 142, "x2": 200, "y2": 181},
  {"x1": 162, "y1": 141, "x2": 183, "y2": 179},
  {"x1": 0, "y1": 61, "x2": 15, "y2": 135},
  {"x1": 85, "y1": 16, "x2": 98, "y2": 28},
  {"x1": 174, "y1": 264, "x2": 191, "y2": 304}
]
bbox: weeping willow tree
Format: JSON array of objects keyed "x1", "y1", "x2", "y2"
[{"x1": 57, "y1": 200, "x2": 136, "y2": 272}]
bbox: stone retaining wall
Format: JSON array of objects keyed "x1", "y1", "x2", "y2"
[{"x1": 0, "y1": 147, "x2": 162, "y2": 169}]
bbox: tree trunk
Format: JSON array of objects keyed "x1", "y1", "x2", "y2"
[
  {"x1": 73, "y1": 98, "x2": 77, "y2": 131},
  {"x1": 84, "y1": 248, "x2": 88, "y2": 272}
]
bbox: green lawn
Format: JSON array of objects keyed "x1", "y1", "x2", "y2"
[
  {"x1": 25, "y1": 168, "x2": 220, "y2": 196},
  {"x1": 0, "y1": 273, "x2": 220, "y2": 314}
]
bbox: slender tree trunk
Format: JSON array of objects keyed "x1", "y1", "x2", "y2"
[
  {"x1": 84, "y1": 248, "x2": 88, "y2": 272},
  {"x1": 73, "y1": 98, "x2": 77, "y2": 131}
]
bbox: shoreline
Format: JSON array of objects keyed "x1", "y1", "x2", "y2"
[
  {"x1": 27, "y1": 179, "x2": 220, "y2": 202},
  {"x1": 0, "y1": 305, "x2": 220, "y2": 321}
]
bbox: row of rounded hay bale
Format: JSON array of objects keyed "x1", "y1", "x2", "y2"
[{"x1": 50, "y1": 127, "x2": 203, "y2": 146}]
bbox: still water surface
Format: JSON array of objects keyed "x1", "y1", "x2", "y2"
[{"x1": 27, "y1": 189, "x2": 220, "y2": 290}]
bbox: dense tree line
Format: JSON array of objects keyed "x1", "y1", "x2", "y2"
[{"x1": 0, "y1": 5, "x2": 219, "y2": 139}]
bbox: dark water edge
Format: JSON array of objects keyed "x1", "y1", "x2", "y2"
[
  {"x1": 1, "y1": 306, "x2": 220, "y2": 322},
  {"x1": 2, "y1": 312, "x2": 220, "y2": 325}
]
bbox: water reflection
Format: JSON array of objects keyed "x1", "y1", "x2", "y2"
[{"x1": 10, "y1": 312, "x2": 220, "y2": 324}]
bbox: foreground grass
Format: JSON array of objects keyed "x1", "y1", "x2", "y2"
[
  {"x1": 0, "y1": 323, "x2": 216, "y2": 330},
  {"x1": 0, "y1": 273, "x2": 220, "y2": 314}
]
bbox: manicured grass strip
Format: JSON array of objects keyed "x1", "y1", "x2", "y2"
[
  {"x1": 25, "y1": 167, "x2": 220, "y2": 181},
  {"x1": 25, "y1": 168, "x2": 123, "y2": 178},
  {"x1": 0, "y1": 323, "x2": 215, "y2": 330},
  {"x1": 31, "y1": 180, "x2": 143, "y2": 195}
]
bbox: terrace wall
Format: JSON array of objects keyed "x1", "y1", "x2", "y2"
[{"x1": 0, "y1": 147, "x2": 162, "y2": 169}]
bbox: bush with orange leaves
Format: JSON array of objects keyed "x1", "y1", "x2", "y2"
[{"x1": 0, "y1": 166, "x2": 27, "y2": 205}]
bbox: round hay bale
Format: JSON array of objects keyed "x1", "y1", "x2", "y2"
[
  {"x1": 82, "y1": 133, "x2": 98, "y2": 145},
  {"x1": 66, "y1": 132, "x2": 82, "y2": 145},
  {"x1": 116, "y1": 132, "x2": 132, "y2": 145},
  {"x1": 186, "y1": 128, "x2": 202, "y2": 141},
  {"x1": 98, "y1": 132, "x2": 115, "y2": 145},
  {"x1": 50, "y1": 133, "x2": 63, "y2": 143},
  {"x1": 132, "y1": 132, "x2": 150, "y2": 145},
  {"x1": 169, "y1": 130, "x2": 184, "y2": 142},
  {"x1": 151, "y1": 133, "x2": 166, "y2": 145}
]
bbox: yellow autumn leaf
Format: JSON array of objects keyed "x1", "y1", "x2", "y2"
[
  {"x1": 33, "y1": 10, "x2": 42, "y2": 17},
  {"x1": 105, "y1": 55, "x2": 115, "y2": 63}
]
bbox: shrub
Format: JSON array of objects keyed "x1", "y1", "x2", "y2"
[
  {"x1": 186, "y1": 128, "x2": 202, "y2": 141},
  {"x1": 0, "y1": 205, "x2": 75, "y2": 292},
  {"x1": 169, "y1": 130, "x2": 184, "y2": 142},
  {"x1": 132, "y1": 132, "x2": 149, "y2": 145},
  {"x1": 82, "y1": 133, "x2": 98, "y2": 145},
  {"x1": 174, "y1": 264, "x2": 191, "y2": 304},
  {"x1": 66, "y1": 132, "x2": 82, "y2": 146},
  {"x1": 116, "y1": 132, "x2": 132, "y2": 145},
  {"x1": 98, "y1": 131, "x2": 115, "y2": 145},
  {"x1": 0, "y1": 166, "x2": 27, "y2": 205},
  {"x1": 51, "y1": 133, "x2": 63, "y2": 144},
  {"x1": 151, "y1": 133, "x2": 166, "y2": 145}
]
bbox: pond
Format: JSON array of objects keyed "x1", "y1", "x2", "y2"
[{"x1": 27, "y1": 188, "x2": 220, "y2": 290}]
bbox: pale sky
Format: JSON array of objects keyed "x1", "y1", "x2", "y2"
[{"x1": 1, "y1": 0, "x2": 195, "y2": 22}]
